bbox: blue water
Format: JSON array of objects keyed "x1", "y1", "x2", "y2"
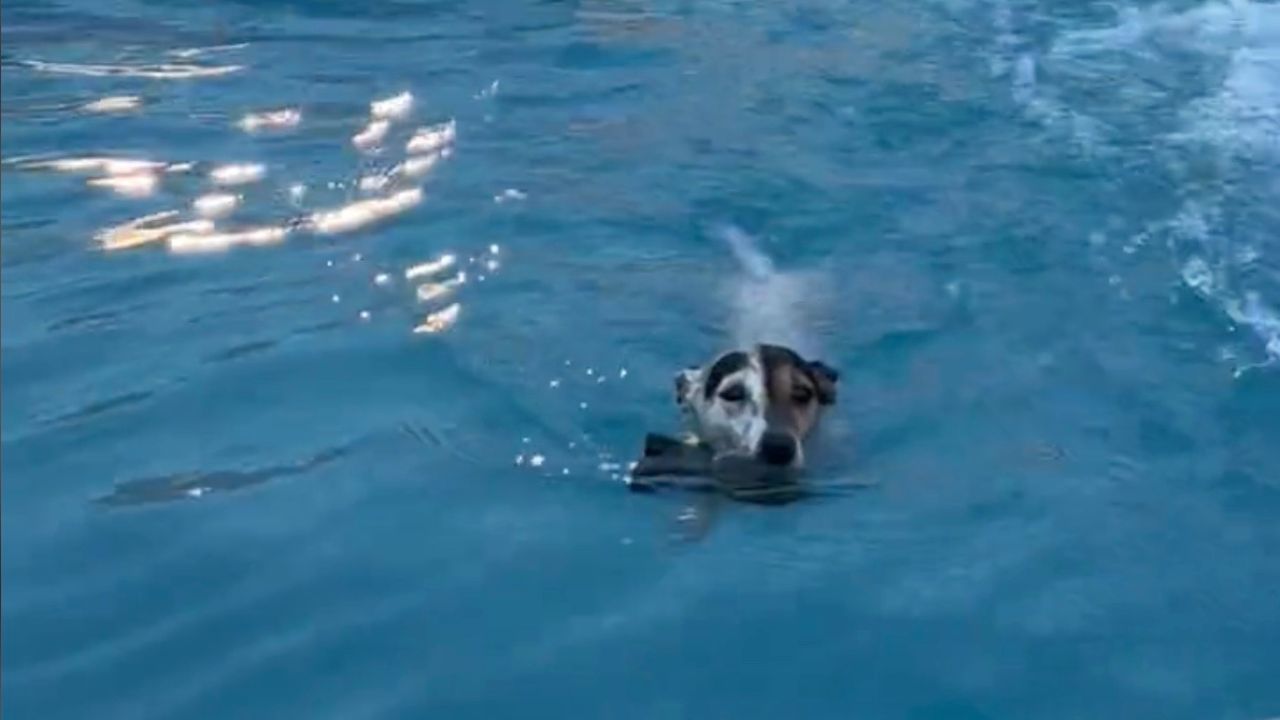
[{"x1": 3, "y1": 0, "x2": 1280, "y2": 717}]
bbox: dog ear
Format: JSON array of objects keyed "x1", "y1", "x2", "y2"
[
  {"x1": 807, "y1": 361, "x2": 839, "y2": 405},
  {"x1": 674, "y1": 368, "x2": 698, "y2": 404}
]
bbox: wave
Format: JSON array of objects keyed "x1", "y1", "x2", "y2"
[{"x1": 22, "y1": 59, "x2": 244, "y2": 79}]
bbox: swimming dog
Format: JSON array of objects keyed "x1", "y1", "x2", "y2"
[
  {"x1": 627, "y1": 343, "x2": 838, "y2": 503},
  {"x1": 675, "y1": 343, "x2": 839, "y2": 470}
]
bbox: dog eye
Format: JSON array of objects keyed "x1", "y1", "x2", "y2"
[
  {"x1": 792, "y1": 387, "x2": 814, "y2": 404},
  {"x1": 719, "y1": 384, "x2": 747, "y2": 403}
]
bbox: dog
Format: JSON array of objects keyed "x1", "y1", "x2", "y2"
[{"x1": 675, "y1": 343, "x2": 839, "y2": 471}]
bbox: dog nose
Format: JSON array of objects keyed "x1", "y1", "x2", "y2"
[{"x1": 758, "y1": 431, "x2": 797, "y2": 466}]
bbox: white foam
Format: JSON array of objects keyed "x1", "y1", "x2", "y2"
[
  {"x1": 712, "y1": 224, "x2": 827, "y2": 355},
  {"x1": 1170, "y1": 201, "x2": 1279, "y2": 367},
  {"x1": 716, "y1": 223, "x2": 776, "y2": 280},
  {"x1": 1224, "y1": 292, "x2": 1280, "y2": 363}
]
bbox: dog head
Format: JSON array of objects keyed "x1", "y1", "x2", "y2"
[{"x1": 675, "y1": 344, "x2": 839, "y2": 469}]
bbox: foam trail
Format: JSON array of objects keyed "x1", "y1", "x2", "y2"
[
  {"x1": 711, "y1": 224, "x2": 825, "y2": 355},
  {"x1": 714, "y1": 223, "x2": 775, "y2": 280}
]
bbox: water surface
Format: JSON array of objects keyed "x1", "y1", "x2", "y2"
[{"x1": 3, "y1": 0, "x2": 1279, "y2": 718}]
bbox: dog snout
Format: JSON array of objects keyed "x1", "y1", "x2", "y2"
[{"x1": 758, "y1": 431, "x2": 798, "y2": 466}]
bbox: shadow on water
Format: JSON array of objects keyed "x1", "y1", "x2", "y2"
[
  {"x1": 90, "y1": 416, "x2": 500, "y2": 509},
  {"x1": 92, "y1": 443, "x2": 354, "y2": 509}
]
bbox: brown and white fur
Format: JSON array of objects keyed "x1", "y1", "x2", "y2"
[{"x1": 675, "y1": 344, "x2": 838, "y2": 470}]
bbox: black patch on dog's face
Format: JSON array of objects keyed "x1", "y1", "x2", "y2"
[
  {"x1": 702, "y1": 351, "x2": 750, "y2": 399},
  {"x1": 758, "y1": 344, "x2": 838, "y2": 405},
  {"x1": 758, "y1": 344, "x2": 805, "y2": 378}
]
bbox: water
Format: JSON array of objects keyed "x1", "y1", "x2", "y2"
[{"x1": 3, "y1": 0, "x2": 1279, "y2": 717}]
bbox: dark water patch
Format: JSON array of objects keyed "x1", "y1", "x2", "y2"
[
  {"x1": 45, "y1": 389, "x2": 154, "y2": 427},
  {"x1": 93, "y1": 443, "x2": 352, "y2": 509},
  {"x1": 45, "y1": 309, "x2": 122, "y2": 334},
  {"x1": 203, "y1": 338, "x2": 279, "y2": 364}
]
